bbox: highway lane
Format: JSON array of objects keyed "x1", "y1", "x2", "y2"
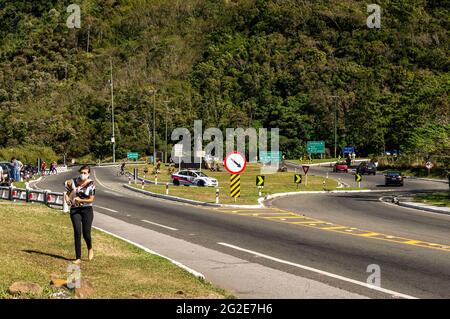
[
  {"x1": 286, "y1": 161, "x2": 449, "y2": 193},
  {"x1": 34, "y1": 166, "x2": 450, "y2": 298}
]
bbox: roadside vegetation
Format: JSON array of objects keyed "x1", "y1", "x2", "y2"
[
  {"x1": 413, "y1": 193, "x2": 450, "y2": 208},
  {"x1": 0, "y1": 1, "x2": 448, "y2": 161},
  {"x1": 0, "y1": 203, "x2": 231, "y2": 299}
]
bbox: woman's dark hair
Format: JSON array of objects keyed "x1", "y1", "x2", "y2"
[{"x1": 78, "y1": 165, "x2": 91, "y2": 173}]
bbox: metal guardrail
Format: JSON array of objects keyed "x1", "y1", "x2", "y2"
[{"x1": 0, "y1": 186, "x2": 66, "y2": 210}]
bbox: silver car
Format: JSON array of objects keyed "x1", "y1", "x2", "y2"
[{"x1": 170, "y1": 170, "x2": 219, "y2": 187}]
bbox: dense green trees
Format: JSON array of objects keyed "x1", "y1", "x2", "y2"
[{"x1": 0, "y1": 0, "x2": 448, "y2": 161}]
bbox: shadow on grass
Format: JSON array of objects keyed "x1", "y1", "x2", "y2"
[{"x1": 22, "y1": 249, "x2": 72, "y2": 261}]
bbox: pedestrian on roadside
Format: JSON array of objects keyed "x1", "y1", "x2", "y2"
[
  {"x1": 64, "y1": 165, "x2": 96, "y2": 264},
  {"x1": 41, "y1": 161, "x2": 47, "y2": 175},
  {"x1": 11, "y1": 157, "x2": 19, "y2": 182},
  {"x1": 17, "y1": 158, "x2": 23, "y2": 182},
  {"x1": 51, "y1": 161, "x2": 58, "y2": 175}
]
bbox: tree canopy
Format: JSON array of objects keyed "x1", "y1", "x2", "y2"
[{"x1": 0, "y1": 0, "x2": 448, "y2": 161}]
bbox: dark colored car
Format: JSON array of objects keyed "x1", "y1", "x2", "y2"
[
  {"x1": 385, "y1": 171, "x2": 404, "y2": 186},
  {"x1": 0, "y1": 162, "x2": 14, "y2": 186},
  {"x1": 356, "y1": 162, "x2": 377, "y2": 175},
  {"x1": 333, "y1": 162, "x2": 349, "y2": 173}
]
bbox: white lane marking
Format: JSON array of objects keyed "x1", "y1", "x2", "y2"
[
  {"x1": 141, "y1": 219, "x2": 178, "y2": 231},
  {"x1": 217, "y1": 242, "x2": 418, "y2": 299},
  {"x1": 95, "y1": 205, "x2": 118, "y2": 213}
]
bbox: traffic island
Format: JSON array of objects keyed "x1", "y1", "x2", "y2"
[
  {"x1": 0, "y1": 203, "x2": 230, "y2": 299},
  {"x1": 123, "y1": 163, "x2": 371, "y2": 207}
]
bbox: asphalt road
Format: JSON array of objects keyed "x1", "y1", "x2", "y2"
[{"x1": 35, "y1": 166, "x2": 450, "y2": 298}]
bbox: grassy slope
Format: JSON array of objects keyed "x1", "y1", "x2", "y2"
[{"x1": 0, "y1": 203, "x2": 231, "y2": 299}]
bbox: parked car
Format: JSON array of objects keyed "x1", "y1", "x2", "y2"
[
  {"x1": 170, "y1": 170, "x2": 219, "y2": 187},
  {"x1": 385, "y1": 171, "x2": 404, "y2": 186},
  {"x1": 0, "y1": 162, "x2": 14, "y2": 186},
  {"x1": 333, "y1": 162, "x2": 349, "y2": 173},
  {"x1": 356, "y1": 161, "x2": 377, "y2": 175}
]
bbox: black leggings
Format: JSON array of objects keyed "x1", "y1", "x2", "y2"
[{"x1": 70, "y1": 206, "x2": 94, "y2": 260}]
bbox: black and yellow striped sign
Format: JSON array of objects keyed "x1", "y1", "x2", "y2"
[
  {"x1": 294, "y1": 174, "x2": 302, "y2": 183},
  {"x1": 355, "y1": 174, "x2": 362, "y2": 182},
  {"x1": 256, "y1": 175, "x2": 265, "y2": 186},
  {"x1": 230, "y1": 174, "x2": 241, "y2": 198}
]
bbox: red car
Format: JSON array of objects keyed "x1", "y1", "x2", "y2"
[{"x1": 333, "y1": 162, "x2": 349, "y2": 173}]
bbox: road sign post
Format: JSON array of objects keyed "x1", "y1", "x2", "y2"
[
  {"x1": 294, "y1": 174, "x2": 302, "y2": 189},
  {"x1": 128, "y1": 152, "x2": 139, "y2": 161},
  {"x1": 133, "y1": 168, "x2": 138, "y2": 184},
  {"x1": 256, "y1": 175, "x2": 265, "y2": 196},
  {"x1": 174, "y1": 144, "x2": 183, "y2": 169},
  {"x1": 355, "y1": 173, "x2": 362, "y2": 188},
  {"x1": 425, "y1": 162, "x2": 433, "y2": 176},
  {"x1": 230, "y1": 174, "x2": 241, "y2": 202},
  {"x1": 307, "y1": 141, "x2": 325, "y2": 156},
  {"x1": 224, "y1": 152, "x2": 247, "y2": 175},
  {"x1": 216, "y1": 188, "x2": 219, "y2": 204},
  {"x1": 302, "y1": 166, "x2": 310, "y2": 186}
]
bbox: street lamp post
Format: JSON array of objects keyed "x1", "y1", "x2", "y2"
[
  {"x1": 331, "y1": 95, "x2": 339, "y2": 159},
  {"x1": 148, "y1": 88, "x2": 157, "y2": 164},
  {"x1": 163, "y1": 99, "x2": 170, "y2": 164},
  {"x1": 110, "y1": 58, "x2": 115, "y2": 163}
]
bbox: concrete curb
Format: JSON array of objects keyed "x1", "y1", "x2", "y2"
[
  {"x1": 404, "y1": 176, "x2": 449, "y2": 184},
  {"x1": 286, "y1": 159, "x2": 368, "y2": 167},
  {"x1": 263, "y1": 189, "x2": 372, "y2": 202},
  {"x1": 93, "y1": 225, "x2": 206, "y2": 280},
  {"x1": 398, "y1": 201, "x2": 450, "y2": 215},
  {"x1": 123, "y1": 184, "x2": 264, "y2": 209},
  {"x1": 124, "y1": 183, "x2": 372, "y2": 209},
  {"x1": 27, "y1": 176, "x2": 43, "y2": 189},
  {"x1": 379, "y1": 196, "x2": 450, "y2": 216},
  {"x1": 125, "y1": 172, "x2": 174, "y2": 186}
]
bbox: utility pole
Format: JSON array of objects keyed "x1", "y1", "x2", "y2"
[
  {"x1": 148, "y1": 88, "x2": 157, "y2": 164},
  {"x1": 110, "y1": 58, "x2": 116, "y2": 163},
  {"x1": 331, "y1": 95, "x2": 339, "y2": 159},
  {"x1": 163, "y1": 99, "x2": 170, "y2": 164}
]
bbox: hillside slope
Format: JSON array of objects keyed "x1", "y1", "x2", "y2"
[{"x1": 0, "y1": 0, "x2": 448, "y2": 160}]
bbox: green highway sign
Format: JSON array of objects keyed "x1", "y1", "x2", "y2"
[
  {"x1": 259, "y1": 151, "x2": 282, "y2": 163},
  {"x1": 307, "y1": 141, "x2": 325, "y2": 154},
  {"x1": 127, "y1": 152, "x2": 139, "y2": 159},
  {"x1": 256, "y1": 175, "x2": 265, "y2": 187},
  {"x1": 294, "y1": 174, "x2": 302, "y2": 183}
]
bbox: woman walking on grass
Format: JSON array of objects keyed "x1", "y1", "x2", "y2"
[{"x1": 64, "y1": 165, "x2": 96, "y2": 264}]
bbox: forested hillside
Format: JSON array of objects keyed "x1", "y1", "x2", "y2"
[{"x1": 0, "y1": 0, "x2": 448, "y2": 160}]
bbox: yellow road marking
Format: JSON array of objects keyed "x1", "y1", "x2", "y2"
[
  {"x1": 359, "y1": 232, "x2": 379, "y2": 237},
  {"x1": 198, "y1": 205, "x2": 450, "y2": 253},
  {"x1": 264, "y1": 216, "x2": 306, "y2": 219},
  {"x1": 321, "y1": 226, "x2": 348, "y2": 230}
]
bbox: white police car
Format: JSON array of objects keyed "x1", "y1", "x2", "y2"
[{"x1": 170, "y1": 170, "x2": 218, "y2": 187}]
